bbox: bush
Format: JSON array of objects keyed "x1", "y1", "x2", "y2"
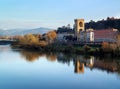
[
  {"x1": 102, "y1": 42, "x2": 116, "y2": 52},
  {"x1": 83, "y1": 45, "x2": 91, "y2": 52},
  {"x1": 102, "y1": 42, "x2": 110, "y2": 52}
]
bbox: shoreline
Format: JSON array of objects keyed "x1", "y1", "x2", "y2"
[{"x1": 11, "y1": 42, "x2": 120, "y2": 58}]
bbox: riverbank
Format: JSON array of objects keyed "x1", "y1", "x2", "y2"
[
  {"x1": 11, "y1": 41, "x2": 120, "y2": 57},
  {"x1": 0, "y1": 40, "x2": 13, "y2": 45},
  {"x1": 10, "y1": 32, "x2": 120, "y2": 57}
]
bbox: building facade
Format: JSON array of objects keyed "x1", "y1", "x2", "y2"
[
  {"x1": 94, "y1": 28, "x2": 118, "y2": 43},
  {"x1": 86, "y1": 31, "x2": 94, "y2": 42},
  {"x1": 57, "y1": 18, "x2": 118, "y2": 43},
  {"x1": 74, "y1": 19, "x2": 118, "y2": 43}
]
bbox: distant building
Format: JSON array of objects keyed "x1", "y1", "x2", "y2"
[
  {"x1": 57, "y1": 18, "x2": 118, "y2": 43},
  {"x1": 56, "y1": 25, "x2": 74, "y2": 41},
  {"x1": 74, "y1": 19, "x2": 95, "y2": 42},
  {"x1": 85, "y1": 28, "x2": 118, "y2": 43},
  {"x1": 74, "y1": 19, "x2": 118, "y2": 43},
  {"x1": 56, "y1": 33, "x2": 74, "y2": 41}
]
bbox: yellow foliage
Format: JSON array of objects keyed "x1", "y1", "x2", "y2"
[
  {"x1": 102, "y1": 42, "x2": 117, "y2": 52},
  {"x1": 102, "y1": 42, "x2": 110, "y2": 49},
  {"x1": 18, "y1": 34, "x2": 39, "y2": 45},
  {"x1": 38, "y1": 41, "x2": 48, "y2": 47},
  {"x1": 46, "y1": 30, "x2": 57, "y2": 41},
  {"x1": 17, "y1": 32, "x2": 56, "y2": 46},
  {"x1": 109, "y1": 43, "x2": 117, "y2": 51}
]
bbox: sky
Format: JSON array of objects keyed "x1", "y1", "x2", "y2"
[{"x1": 0, "y1": 0, "x2": 120, "y2": 29}]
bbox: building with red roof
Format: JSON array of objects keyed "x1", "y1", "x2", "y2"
[{"x1": 93, "y1": 28, "x2": 118, "y2": 42}]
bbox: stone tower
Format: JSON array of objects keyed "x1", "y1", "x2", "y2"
[{"x1": 74, "y1": 19, "x2": 85, "y2": 41}]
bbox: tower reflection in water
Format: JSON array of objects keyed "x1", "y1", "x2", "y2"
[
  {"x1": 74, "y1": 60, "x2": 84, "y2": 73},
  {"x1": 74, "y1": 56, "x2": 94, "y2": 74}
]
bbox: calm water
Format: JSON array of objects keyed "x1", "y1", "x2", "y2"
[{"x1": 0, "y1": 45, "x2": 120, "y2": 89}]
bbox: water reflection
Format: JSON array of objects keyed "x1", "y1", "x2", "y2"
[
  {"x1": 0, "y1": 45, "x2": 11, "y2": 52},
  {"x1": 73, "y1": 56, "x2": 95, "y2": 74},
  {"x1": 20, "y1": 50, "x2": 45, "y2": 62},
  {"x1": 1, "y1": 45, "x2": 120, "y2": 89},
  {"x1": 74, "y1": 60, "x2": 84, "y2": 73},
  {"x1": 17, "y1": 49, "x2": 120, "y2": 75},
  {"x1": 74, "y1": 56, "x2": 94, "y2": 73},
  {"x1": 19, "y1": 50, "x2": 57, "y2": 62},
  {"x1": 46, "y1": 52, "x2": 57, "y2": 62}
]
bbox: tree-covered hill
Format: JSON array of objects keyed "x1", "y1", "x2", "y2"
[{"x1": 85, "y1": 17, "x2": 120, "y2": 31}]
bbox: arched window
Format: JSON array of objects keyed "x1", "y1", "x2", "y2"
[
  {"x1": 79, "y1": 22, "x2": 83, "y2": 27},
  {"x1": 79, "y1": 29, "x2": 83, "y2": 32}
]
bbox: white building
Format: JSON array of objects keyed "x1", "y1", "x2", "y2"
[
  {"x1": 78, "y1": 30, "x2": 94, "y2": 42},
  {"x1": 86, "y1": 29, "x2": 94, "y2": 42},
  {"x1": 56, "y1": 33, "x2": 74, "y2": 41}
]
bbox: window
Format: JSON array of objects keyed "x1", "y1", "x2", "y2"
[
  {"x1": 79, "y1": 22, "x2": 83, "y2": 27},
  {"x1": 79, "y1": 29, "x2": 83, "y2": 32}
]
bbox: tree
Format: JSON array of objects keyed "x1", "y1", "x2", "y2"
[
  {"x1": 24, "y1": 34, "x2": 39, "y2": 44},
  {"x1": 85, "y1": 17, "x2": 120, "y2": 31},
  {"x1": 45, "y1": 30, "x2": 57, "y2": 43},
  {"x1": 18, "y1": 34, "x2": 39, "y2": 45}
]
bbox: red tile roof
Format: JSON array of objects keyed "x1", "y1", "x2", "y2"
[{"x1": 94, "y1": 29, "x2": 118, "y2": 39}]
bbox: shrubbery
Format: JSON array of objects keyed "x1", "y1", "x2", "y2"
[{"x1": 15, "y1": 30, "x2": 57, "y2": 47}]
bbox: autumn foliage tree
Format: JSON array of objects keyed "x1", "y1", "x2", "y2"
[
  {"x1": 45, "y1": 30, "x2": 57, "y2": 43},
  {"x1": 101, "y1": 42, "x2": 117, "y2": 52},
  {"x1": 102, "y1": 42, "x2": 110, "y2": 52},
  {"x1": 18, "y1": 34, "x2": 39, "y2": 45},
  {"x1": 16, "y1": 30, "x2": 57, "y2": 47}
]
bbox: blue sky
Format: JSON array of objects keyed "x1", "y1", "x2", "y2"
[{"x1": 0, "y1": 0, "x2": 120, "y2": 29}]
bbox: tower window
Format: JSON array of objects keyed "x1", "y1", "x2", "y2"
[
  {"x1": 79, "y1": 29, "x2": 83, "y2": 32},
  {"x1": 79, "y1": 22, "x2": 83, "y2": 27}
]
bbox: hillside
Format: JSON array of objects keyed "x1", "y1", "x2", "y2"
[
  {"x1": 85, "y1": 17, "x2": 120, "y2": 31},
  {"x1": 0, "y1": 27, "x2": 51, "y2": 36}
]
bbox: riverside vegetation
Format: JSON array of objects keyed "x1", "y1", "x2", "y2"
[{"x1": 11, "y1": 30, "x2": 120, "y2": 57}]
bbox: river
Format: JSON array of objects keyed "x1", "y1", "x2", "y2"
[{"x1": 0, "y1": 45, "x2": 120, "y2": 89}]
